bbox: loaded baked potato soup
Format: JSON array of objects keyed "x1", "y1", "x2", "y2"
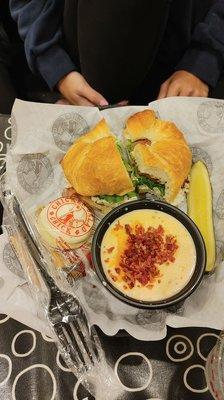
[{"x1": 101, "y1": 210, "x2": 196, "y2": 301}]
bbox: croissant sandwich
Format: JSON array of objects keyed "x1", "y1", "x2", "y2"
[
  {"x1": 123, "y1": 110, "x2": 192, "y2": 202},
  {"x1": 61, "y1": 119, "x2": 136, "y2": 208},
  {"x1": 61, "y1": 110, "x2": 192, "y2": 208}
]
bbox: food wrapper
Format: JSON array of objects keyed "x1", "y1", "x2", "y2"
[{"x1": 1, "y1": 98, "x2": 224, "y2": 341}]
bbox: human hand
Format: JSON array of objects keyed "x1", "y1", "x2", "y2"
[
  {"x1": 98, "y1": 100, "x2": 129, "y2": 108},
  {"x1": 158, "y1": 70, "x2": 209, "y2": 99},
  {"x1": 117, "y1": 100, "x2": 129, "y2": 106},
  {"x1": 55, "y1": 98, "x2": 70, "y2": 105},
  {"x1": 56, "y1": 97, "x2": 129, "y2": 107},
  {"x1": 57, "y1": 71, "x2": 108, "y2": 106}
]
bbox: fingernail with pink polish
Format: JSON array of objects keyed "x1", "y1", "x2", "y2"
[{"x1": 99, "y1": 100, "x2": 109, "y2": 106}]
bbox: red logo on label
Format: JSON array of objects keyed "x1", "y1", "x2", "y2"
[{"x1": 47, "y1": 197, "x2": 93, "y2": 237}]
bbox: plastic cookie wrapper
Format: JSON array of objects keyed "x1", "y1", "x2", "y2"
[
  {"x1": 33, "y1": 205, "x2": 102, "y2": 297},
  {"x1": 0, "y1": 168, "x2": 102, "y2": 320},
  {"x1": 0, "y1": 174, "x2": 124, "y2": 399}
]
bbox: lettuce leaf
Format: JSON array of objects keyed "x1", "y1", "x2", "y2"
[
  {"x1": 116, "y1": 141, "x2": 165, "y2": 197},
  {"x1": 126, "y1": 139, "x2": 134, "y2": 153},
  {"x1": 116, "y1": 141, "x2": 133, "y2": 172},
  {"x1": 99, "y1": 191, "x2": 137, "y2": 204},
  {"x1": 129, "y1": 166, "x2": 165, "y2": 196},
  {"x1": 136, "y1": 176, "x2": 165, "y2": 196}
]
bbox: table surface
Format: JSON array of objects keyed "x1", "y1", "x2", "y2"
[{"x1": 0, "y1": 113, "x2": 217, "y2": 400}]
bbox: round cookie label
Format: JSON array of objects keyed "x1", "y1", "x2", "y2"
[{"x1": 47, "y1": 197, "x2": 93, "y2": 237}]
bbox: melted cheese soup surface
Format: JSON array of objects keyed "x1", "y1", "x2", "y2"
[{"x1": 101, "y1": 209, "x2": 196, "y2": 301}]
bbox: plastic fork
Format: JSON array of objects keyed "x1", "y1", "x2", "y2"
[{"x1": 1, "y1": 188, "x2": 103, "y2": 385}]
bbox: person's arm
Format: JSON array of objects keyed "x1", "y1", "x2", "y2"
[
  {"x1": 10, "y1": 0, "x2": 108, "y2": 105},
  {"x1": 158, "y1": 0, "x2": 224, "y2": 98},
  {"x1": 10, "y1": 0, "x2": 75, "y2": 89}
]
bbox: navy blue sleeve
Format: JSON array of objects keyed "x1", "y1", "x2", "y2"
[
  {"x1": 9, "y1": 0, "x2": 77, "y2": 89},
  {"x1": 176, "y1": 0, "x2": 224, "y2": 88}
]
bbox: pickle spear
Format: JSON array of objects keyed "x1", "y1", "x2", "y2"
[{"x1": 187, "y1": 160, "x2": 216, "y2": 272}]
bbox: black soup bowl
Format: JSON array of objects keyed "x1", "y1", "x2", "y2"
[{"x1": 92, "y1": 200, "x2": 206, "y2": 310}]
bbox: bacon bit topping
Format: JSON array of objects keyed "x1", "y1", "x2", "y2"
[
  {"x1": 115, "y1": 267, "x2": 121, "y2": 274},
  {"x1": 104, "y1": 258, "x2": 110, "y2": 263},
  {"x1": 114, "y1": 221, "x2": 123, "y2": 231},
  {"x1": 123, "y1": 285, "x2": 128, "y2": 290},
  {"x1": 111, "y1": 275, "x2": 117, "y2": 282},
  {"x1": 107, "y1": 246, "x2": 115, "y2": 254},
  {"x1": 119, "y1": 224, "x2": 178, "y2": 289},
  {"x1": 146, "y1": 285, "x2": 153, "y2": 289}
]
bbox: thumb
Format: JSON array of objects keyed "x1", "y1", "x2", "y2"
[{"x1": 83, "y1": 84, "x2": 108, "y2": 106}]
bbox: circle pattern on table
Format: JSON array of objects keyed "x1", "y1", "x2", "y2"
[
  {"x1": 114, "y1": 352, "x2": 153, "y2": 392},
  {"x1": 17, "y1": 153, "x2": 54, "y2": 195},
  {"x1": 0, "y1": 354, "x2": 12, "y2": 387},
  {"x1": 174, "y1": 342, "x2": 187, "y2": 355},
  {"x1": 52, "y1": 112, "x2": 89, "y2": 151},
  {"x1": 183, "y1": 365, "x2": 208, "y2": 393},
  {"x1": 41, "y1": 333, "x2": 55, "y2": 343},
  {"x1": 197, "y1": 333, "x2": 219, "y2": 361},
  {"x1": 0, "y1": 115, "x2": 11, "y2": 141},
  {"x1": 166, "y1": 335, "x2": 194, "y2": 362},
  {"x1": 73, "y1": 376, "x2": 94, "y2": 400},
  {"x1": 4, "y1": 117, "x2": 12, "y2": 141},
  {"x1": 56, "y1": 350, "x2": 71, "y2": 373},
  {"x1": 12, "y1": 364, "x2": 57, "y2": 400},
  {"x1": 11, "y1": 330, "x2": 36, "y2": 358},
  {"x1": 0, "y1": 314, "x2": 10, "y2": 324},
  {"x1": 0, "y1": 115, "x2": 11, "y2": 170}
]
